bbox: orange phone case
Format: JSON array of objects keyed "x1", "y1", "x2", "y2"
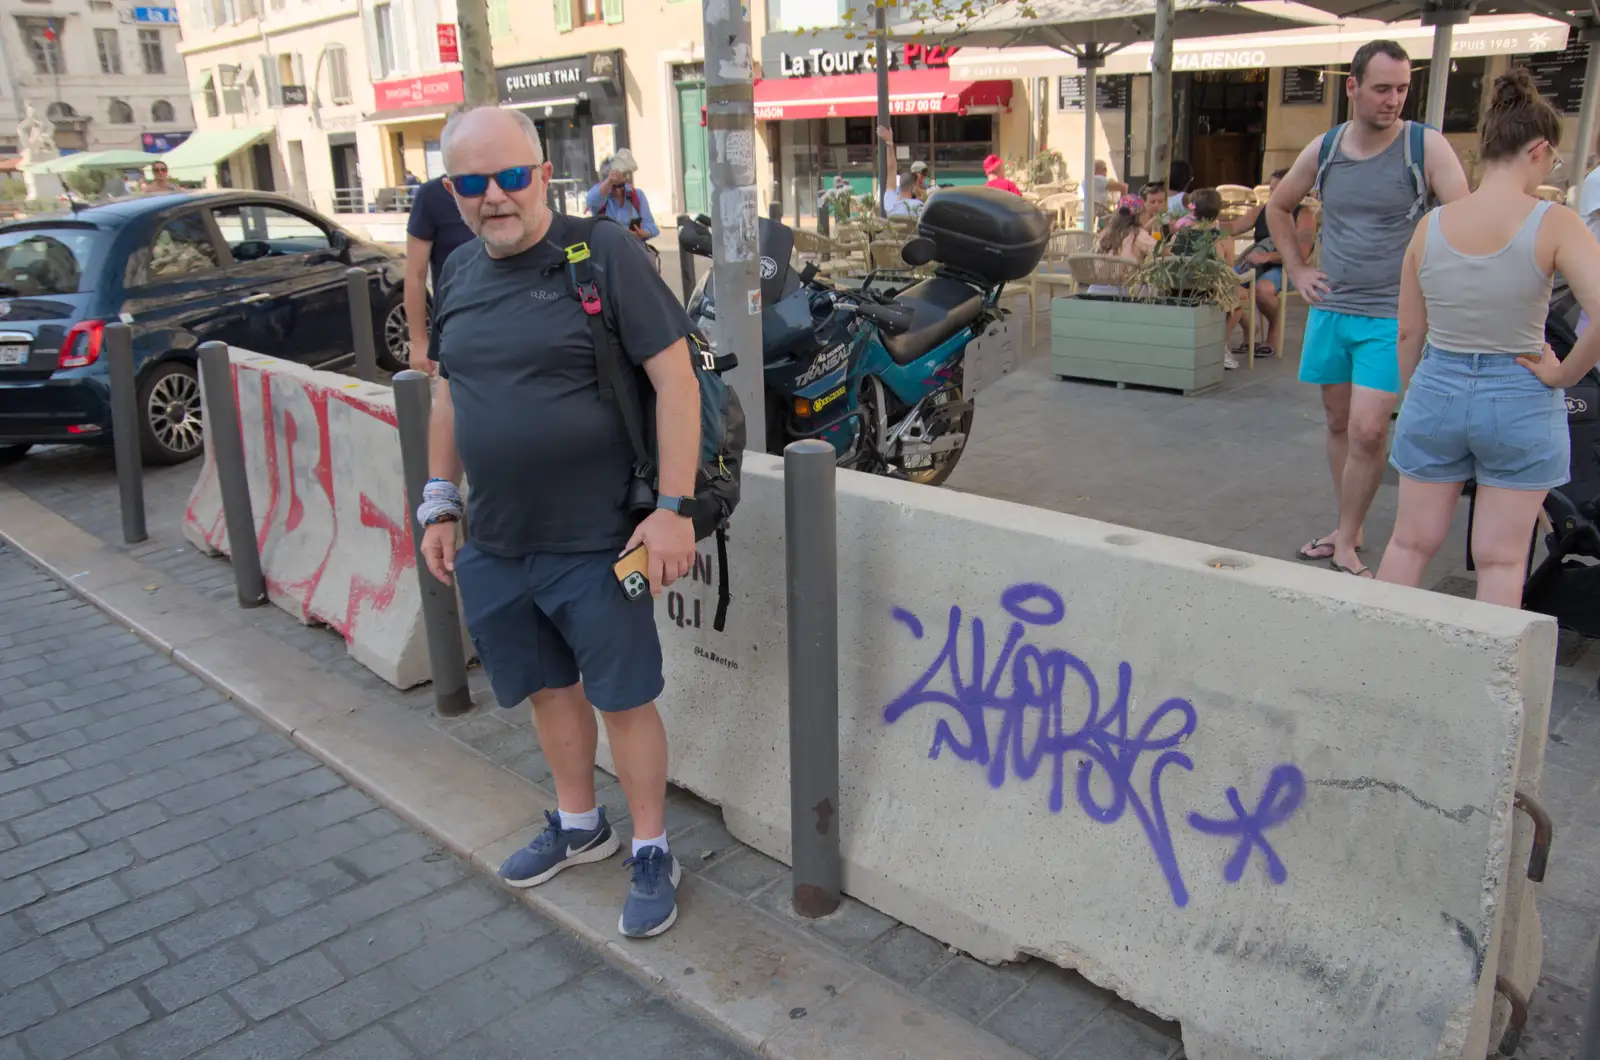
[{"x1": 613, "y1": 544, "x2": 650, "y2": 600}]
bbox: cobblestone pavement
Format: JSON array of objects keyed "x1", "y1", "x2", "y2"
[
  {"x1": 0, "y1": 546, "x2": 755, "y2": 1060},
  {"x1": 1, "y1": 296, "x2": 1595, "y2": 1056}
]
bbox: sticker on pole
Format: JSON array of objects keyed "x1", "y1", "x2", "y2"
[
  {"x1": 718, "y1": 187, "x2": 759, "y2": 262},
  {"x1": 747, "y1": 289, "x2": 761, "y2": 315},
  {"x1": 963, "y1": 317, "x2": 1015, "y2": 399}
]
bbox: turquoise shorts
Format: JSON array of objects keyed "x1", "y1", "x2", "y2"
[{"x1": 1298, "y1": 308, "x2": 1401, "y2": 394}]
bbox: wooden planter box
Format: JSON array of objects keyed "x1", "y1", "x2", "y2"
[{"x1": 1051, "y1": 295, "x2": 1226, "y2": 396}]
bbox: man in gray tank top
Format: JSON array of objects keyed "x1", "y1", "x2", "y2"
[{"x1": 1267, "y1": 40, "x2": 1468, "y2": 577}]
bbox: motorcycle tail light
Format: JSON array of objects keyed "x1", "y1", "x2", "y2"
[{"x1": 794, "y1": 397, "x2": 811, "y2": 416}]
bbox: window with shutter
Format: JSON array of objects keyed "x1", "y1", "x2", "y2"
[
  {"x1": 488, "y1": 0, "x2": 511, "y2": 38},
  {"x1": 553, "y1": 0, "x2": 573, "y2": 33},
  {"x1": 260, "y1": 54, "x2": 281, "y2": 106},
  {"x1": 326, "y1": 44, "x2": 352, "y2": 104},
  {"x1": 602, "y1": 0, "x2": 622, "y2": 23}
]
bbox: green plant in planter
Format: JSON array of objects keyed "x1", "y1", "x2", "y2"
[{"x1": 1128, "y1": 226, "x2": 1240, "y2": 310}]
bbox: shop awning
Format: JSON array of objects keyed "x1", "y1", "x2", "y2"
[
  {"x1": 754, "y1": 69, "x2": 1013, "y2": 120},
  {"x1": 947, "y1": 12, "x2": 1570, "y2": 76},
  {"x1": 157, "y1": 126, "x2": 272, "y2": 181},
  {"x1": 366, "y1": 109, "x2": 448, "y2": 127},
  {"x1": 25, "y1": 149, "x2": 156, "y2": 175}
]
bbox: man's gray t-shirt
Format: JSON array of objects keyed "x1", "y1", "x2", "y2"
[
  {"x1": 433, "y1": 214, "x2": 694, "y2": 556},
  {"x1": 1315, "y1": 127, "x2": 1422, "y2": 319}
]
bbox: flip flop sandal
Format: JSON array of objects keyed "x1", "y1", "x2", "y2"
[
  {"x1": 1329, "y1": 559, "x2": 1374, "y2": 578},
  {"x1": 1295, "y1": 537, "x2": 1364, "y2": 561}
]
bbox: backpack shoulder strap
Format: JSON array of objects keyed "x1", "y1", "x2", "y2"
[
  {"x1": 1313, "y1": 122, "x2": 1348, "y2": 198},
  {"x1": 563, "y1": 217, "x2": 653, "y2": 475},
  {"x1": 1404, "y1": 119, "x2": 1432, "y2": 219}
]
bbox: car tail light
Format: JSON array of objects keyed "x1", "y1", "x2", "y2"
[{"x1": 57, "y1": 320, "x2": 105, "y2": 369}]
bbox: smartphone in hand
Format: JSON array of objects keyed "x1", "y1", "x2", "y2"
[{"x1": 613, "y1": 544, "x2": 650, "y2": 600}]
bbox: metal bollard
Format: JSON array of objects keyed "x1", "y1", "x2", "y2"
[
  {"x1": 785, "y1": 439, "x2": 841, "y2": 918},
  {"x1": 103, "y1": 323, "x2": 146, "y2": 544},
  {"x1": 1582, "y1": 937, "x2": 1600, "y2": 1060},
  {"x1": 768, "y1": 201, "x2": 781, "y2": 221},
  {"x1": 678, "y1": 245, "x2": 697, "y2": 308},
  {"x1": 392, "y1": 370, "x2": 472, "y2": 718},
  {"x1": 346, "y1": 267, "x2": 380, "y2": 383},
  {"x1": 197, "y1": 342, "x2": 266, "y2": 608}
]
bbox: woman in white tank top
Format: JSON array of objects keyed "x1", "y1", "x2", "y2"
[{"x1": 1377, "y1": 69, "x2": 1600, "y2": 607}]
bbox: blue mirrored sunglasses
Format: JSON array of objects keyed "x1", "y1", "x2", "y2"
[{"x1": 449, "y1": 166, "x2": 535, "y2": 198}]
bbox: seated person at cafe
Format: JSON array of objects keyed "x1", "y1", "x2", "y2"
[
  {"x1": 1225, "y1": 167, "x2": 1315, "y2": 357},
  {"x1": 884, "y1": 170, "x2": 926, "y2": 218},
  {"x1": 1139, "y1": 181, "x2": 1167, "y2": 232},
  {"x1": 1084, "y1": 195, "x2": 1158, "y2": 297},
  {"x1": 1168, "y1": 189, "x2": 1250, "y2": 370}
]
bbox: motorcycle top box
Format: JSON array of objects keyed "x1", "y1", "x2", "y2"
[{"x1": 916, "y1": 186, "x2": 1050, "y2": 285}]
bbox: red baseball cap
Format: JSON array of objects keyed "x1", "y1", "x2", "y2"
[{"x1": 982, "y1": 154, "x2": 1003, "y2": 173}]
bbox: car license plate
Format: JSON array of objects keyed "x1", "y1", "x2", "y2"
[{"x1": 0, "y1": 344, "x2": 27, "y2": 366}]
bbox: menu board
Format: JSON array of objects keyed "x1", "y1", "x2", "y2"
[
  {"x1": 1056, "y1": 74, "x2": 1129, "y2": 113},
  {"x1": 1513, "y1": 38, "x2": 1589, "y2": 115},
  {"x1": 1280, "y1": 66, "x2": 1326, "y2": 106}
]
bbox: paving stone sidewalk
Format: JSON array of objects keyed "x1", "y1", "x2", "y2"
[
  {"x1": 2, "y1": 297, "x2": 1596, "y2": 1055},
  {"x1": 0, "y1": 545, "x2": 754, "y2": 1060}
]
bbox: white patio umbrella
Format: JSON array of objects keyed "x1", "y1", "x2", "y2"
[{"x1": 893, "y1": 0, "x2": 1327, "y2": 229}]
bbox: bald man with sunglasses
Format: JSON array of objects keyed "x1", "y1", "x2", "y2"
[{"x1": 420, "y1": 105, "x2": 701, "y2": 939}]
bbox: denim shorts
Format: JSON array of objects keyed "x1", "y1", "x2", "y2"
[
  {"x1": 1298, "y1": 308, "x2": 1401, "y2": 393},
  {"x1": 1389, "y1": 346, "x2": 1570, "y2": 491},
  {"x1": 453, "y1": 544, "x2": 664, "y2": 712}
]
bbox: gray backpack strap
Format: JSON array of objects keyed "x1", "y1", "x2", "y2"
[
  {"x1": 1312, "y1": 122, "x2": 1348, "y2": 199},
  {"x1": 1403, "y1": 120, "x2": 1432, "y2": 220}
]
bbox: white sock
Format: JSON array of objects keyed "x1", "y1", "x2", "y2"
[
  {"x1": 558, "y1": 807, "x2": 600, "y2": 832},
  {"x1": 632, "y1": 833, "x2": 668, "y2": 857}
]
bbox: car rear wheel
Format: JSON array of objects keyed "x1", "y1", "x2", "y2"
[
  {"x1": 379, "y1": 294, "x2": 409, "y2": 373},
  {"x1": 139, "y1": 361, "x2": 204, "y2": 465}
]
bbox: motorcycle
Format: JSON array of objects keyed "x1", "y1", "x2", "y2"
[{"x1": 676, "y1": 186, "x2": 1048, "y2": 486}]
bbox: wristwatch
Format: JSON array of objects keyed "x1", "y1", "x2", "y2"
[{"x1": 656, "y1": 495, "x2": 694, "y2": 518}]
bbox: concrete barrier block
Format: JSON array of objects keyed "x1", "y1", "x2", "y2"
[
  {"x1": 615, "y1": 453, "x2": 1553, "y2": 1060},
  {"x1": 182, "y1": 349, "x2": 429, "y2": 689}
]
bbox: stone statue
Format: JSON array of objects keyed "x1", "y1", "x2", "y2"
[
  {"x1": 17, "y1": 102, "x2": 58, "y2": 167},
  {"x1": 18, "y1": 103, "x2": 62, "y2": 202}
]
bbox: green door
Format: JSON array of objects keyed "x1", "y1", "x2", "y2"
[{"x1": 677, "y1": 82, "x2": 709, "y2": 217}]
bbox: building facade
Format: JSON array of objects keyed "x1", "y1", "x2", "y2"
[
  {"x1": 494, "y1": 0, "x2": 771, "y2": 224},
  {"x1": 0, "y1": 0, "x2": 193, "y2": 161},
  {"x1": 175, "y1": 0, "x2": 462, "y2": 222}
]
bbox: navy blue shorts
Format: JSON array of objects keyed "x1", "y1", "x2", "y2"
[{"x1": 454, "y1": 544, "x2": 664, "y2": 712}]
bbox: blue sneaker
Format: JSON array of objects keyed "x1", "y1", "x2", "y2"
[
  {"x1": 619, "y1": 846, "x2": 681, "y2": 938},
  {"x1": 499, "y1": 809, "x2": 620, "y2": 888}
]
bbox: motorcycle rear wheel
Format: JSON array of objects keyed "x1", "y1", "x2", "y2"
[{"x1": 897, "y1": 385, "x2": 971, "y2": 487}]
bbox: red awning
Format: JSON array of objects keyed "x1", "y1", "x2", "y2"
[{"x1": 754, "y1": 69, "x2": 1012, "y2": 121}]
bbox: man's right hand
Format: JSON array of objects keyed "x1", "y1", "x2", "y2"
[
  {"x1": 408, "y1": 336, "x2": 434, "y2": 375},
  {"x1": 1288, "y1": 263, "x2": 1330, "y2": 304},
  {"x1": 421, "y1": 521, "x2": 457, "y2": 583}
]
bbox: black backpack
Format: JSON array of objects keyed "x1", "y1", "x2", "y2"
[{"x1": 560, "y1": 216, "x2": 745, "y2": 630}]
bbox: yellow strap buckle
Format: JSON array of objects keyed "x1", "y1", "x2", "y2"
[{"x1": 565, "y1": 243, "x2": 591, "y2": 264}]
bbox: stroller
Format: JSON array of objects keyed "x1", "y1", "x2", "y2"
[{"x1": 1464, "y1": 281, "x2": 1600, "y2": 637}]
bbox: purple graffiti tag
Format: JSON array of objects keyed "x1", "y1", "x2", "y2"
[
  {"x1": 1188, "y1": 764, "x2": 1305, "y2": 885},
  {"x1": 884, "y1": 584, "x2": 1199, "y2": 907}
]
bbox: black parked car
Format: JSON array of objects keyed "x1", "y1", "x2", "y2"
[{"x1": 0, "y1": 191, "x2": 414, "y2": 466}]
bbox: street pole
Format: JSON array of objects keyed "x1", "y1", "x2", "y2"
[
  {"x1": 392, "y1": 370, "x2": 473, "y2": 718},
  {"x1": 103, "y1": 323, "x2": 146, "y2": 545},
  {"x1": 455, "y1": 0, "x2": 497, "y2": 106},
  {"x1": 1573, "y1": 23, "x2": 1600, "y2": 212},
  {"x1": 785, "y1": 439, "x2": 840, "y2": 919},
  {"x1": 1148, "y1": 0, "x2": 1173, "y2": 184},
  {"x1": 198, "y1": 342, "x2": 267, "y2": 609},
  {"x1": 346, "y1": 268, "x2": 381, "y2": 383},
  {"x1": 702, "y1": 0, "x2": 766, "y2": 448},
  {"x1": 875, "y1": 0, "x2": 891, "y2": 216}
]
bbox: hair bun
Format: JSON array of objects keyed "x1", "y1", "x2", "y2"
[{"x1": 1491, "y1": 67, "x2": 1538, "y2": 111}]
